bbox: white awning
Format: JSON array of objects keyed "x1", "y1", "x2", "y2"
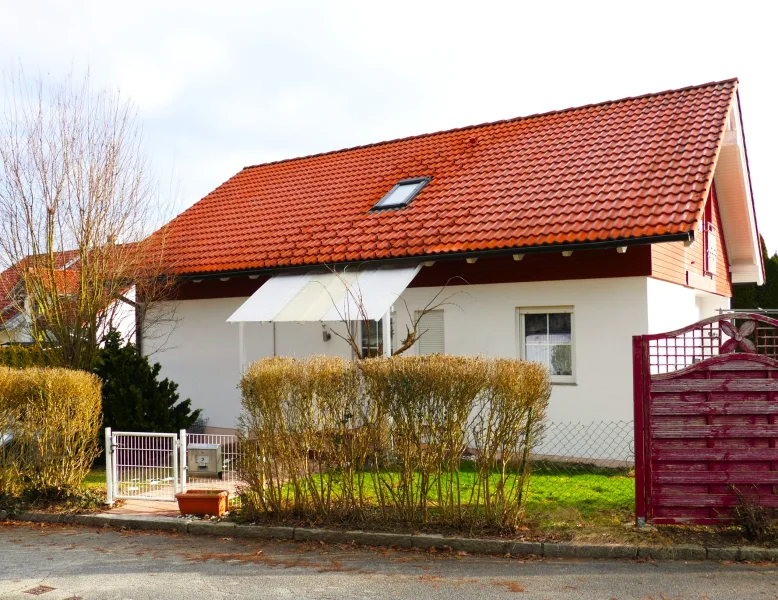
[{"x1": 226, "y1": 264, "x2": 422, "y2": 323}]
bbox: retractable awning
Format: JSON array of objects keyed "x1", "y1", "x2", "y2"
[{"x1": 226, "y1": 264, "x2": 421, "y2": 323}]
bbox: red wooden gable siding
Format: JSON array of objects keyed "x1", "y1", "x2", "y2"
[
  {"x1": 650, "y1": 185, "x2": 732, "y2": 297},
  {"x1": 634, "y1": 314, "x2": 778, "y2": 525}
]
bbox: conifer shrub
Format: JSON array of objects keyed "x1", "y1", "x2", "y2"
[
  {"x1": 0, "y1": 345, "x2": 49, "y2": 369},
  {"x1": 238, "y1": 355, "x2": 550, "y2": 530},
  {"x1": 94, "y1": 331, "x2": 201, "y2": 434}
]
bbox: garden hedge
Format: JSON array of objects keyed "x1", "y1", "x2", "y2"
[
  {"x1": 0, "y1": 367, "x2": 102, "y2": 496},
  {"x1": 238, "y1": 355, "x2": 550, "y2": 530}
]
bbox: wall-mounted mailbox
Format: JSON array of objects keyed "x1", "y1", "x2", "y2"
[{"x1": 187, "y1": 443, "x2": 223, "y2": 479}]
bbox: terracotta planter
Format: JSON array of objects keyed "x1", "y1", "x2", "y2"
[{"x1": 175, "y1": 490, "x2": 229, "y2": 517}]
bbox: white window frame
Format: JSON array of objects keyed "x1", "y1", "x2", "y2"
[{"x1": 516, "y1": 306, "x2": 576, "y2": 384}]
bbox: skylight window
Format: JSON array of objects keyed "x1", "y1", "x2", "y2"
[{"x1": 373, "y1": 177, "x2": 430, "y2": 210}]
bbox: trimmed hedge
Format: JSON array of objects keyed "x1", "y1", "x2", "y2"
[
  {"x1": 238, "y1": 355, "x2": 550, "y2": 530},
  {"x1": 0, "y1": 367, "x2": 102, "y2": 496}
]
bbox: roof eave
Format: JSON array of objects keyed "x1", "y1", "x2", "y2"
[{"x1": 176, "y1": 232, "x2": 692, "y2": 281}]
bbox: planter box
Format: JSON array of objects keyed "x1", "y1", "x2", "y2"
[{"x1": 175, "y1": 490, "x2": 229, "y2": 517}]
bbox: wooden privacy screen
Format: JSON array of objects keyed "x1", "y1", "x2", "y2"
[{"x1": 634, "y1": 313, "x2": 778, "y2": 525}]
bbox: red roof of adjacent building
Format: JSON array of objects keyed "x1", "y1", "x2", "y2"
[
  {"x1": 158, "y1": 79, "x2": 738, "y2": 276},
  {"x1": 0, "y1": 250, "x2": 81, "y2": 326}
]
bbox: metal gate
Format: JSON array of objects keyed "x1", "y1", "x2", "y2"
[
  {"x1": 634, "y1": 313, "x2": 778, "y2": 525},
  {"x1": 105, "y1": 429, "x2": 186, "y2": 503}
]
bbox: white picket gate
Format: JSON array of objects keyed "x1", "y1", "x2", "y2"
[{"x1": 105, "y1": 428, "x2": 242, "y2": 506}]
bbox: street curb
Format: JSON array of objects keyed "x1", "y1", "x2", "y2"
[{"x1": 7, "y1": 511, "x2": 777, "y2": 562}]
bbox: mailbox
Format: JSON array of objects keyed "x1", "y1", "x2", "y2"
[{"x1": 187, "y1": 443, "x2": 223, "y2": 479}]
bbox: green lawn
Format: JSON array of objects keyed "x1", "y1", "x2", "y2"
[
  {"x1": 271, "y1": 461, "x2": 634, "y2": 528},
  {"x1": 82, "y1": 467, "x2": 106, "y2": 492}
]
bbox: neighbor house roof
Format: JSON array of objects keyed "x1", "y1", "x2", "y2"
[
  {"x1": 158, "y1": 79, "x2": 740, "y2": 276},
  {"x1": 0, "y1": 250, "x2": 81, "y2": 329}
]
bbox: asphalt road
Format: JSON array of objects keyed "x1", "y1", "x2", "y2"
[{"x1": 1, "y1": 522, "x2": 777, "y2": 599}]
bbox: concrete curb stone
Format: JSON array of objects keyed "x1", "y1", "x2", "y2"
[
  {"x1": 738, "y1": 546, "x2": 778, "y2": 562},
  {"x1": 13, "y1": 511, "x2": 64, "y2": 524},
  {"x1": 187, "y1": 521, "x2": 236, "y2": 536},
  {"x1": 409, "y1": 534, "x2": 505, "y2": 555},
  {"x1": 9, "y1": 511, "x2": 776, "y2": 563},
  {"x1": 505, "y1": 541, "x2": 544, "y2": 557},
  {"x1": 72, "y1": 514, "x2": 111, "y2": 527},
  {"x1": 706, "y1": 547, "x2": 740, "y2": 561},
  {"x1": 545, "y1": 543, "x2": 637, "y2": 559}
]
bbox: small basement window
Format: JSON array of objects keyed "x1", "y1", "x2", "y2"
[{"x1": 373, "y1": 178, "x2": 430, "y2": 210}]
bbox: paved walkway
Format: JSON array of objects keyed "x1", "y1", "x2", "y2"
[
  {"x1": 107, "y1": 498, "x2": 180, "y2": 517},
  {"x1": 1, "y1": 521, "x2": 777, "y2": 599}
]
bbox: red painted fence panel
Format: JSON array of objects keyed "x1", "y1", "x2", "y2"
[{"x1": 634, "y1": 313, "x2": 778, "y2": 525}]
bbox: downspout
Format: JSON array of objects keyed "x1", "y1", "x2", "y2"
[{"x1": 272, "y1": 322, "x2": 276, "y2": 357}]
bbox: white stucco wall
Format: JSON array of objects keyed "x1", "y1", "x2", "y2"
[
  {"x1": 145, "y1": 276, "x2": 657, "y2": 431},
  {"x1": 143, "y1": 298, "x2": 354, "y2": 430},
  {"x1": 646, "y1": 277, "x2": 730, "y2": 334}
]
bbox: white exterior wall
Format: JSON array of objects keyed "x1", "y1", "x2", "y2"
[
  {"x1": 145, "y1": 276, "x2": 655, "y2": 431},
  {"x1": 646, "y1": 277, "x2": 730, "y2": 335},
  {"x1": 143, "y1": 298, "x2": 354, "y2": 429}
]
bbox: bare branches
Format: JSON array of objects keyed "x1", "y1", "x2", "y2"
[
  {"x1": 320, "y1": 266, "x2": 468, "y2": 359},
  {"x1": 0, "y1": 68, "x2": 175, "y2": 368}
]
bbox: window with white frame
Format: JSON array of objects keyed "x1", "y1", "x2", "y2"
[
  {"x1": 415, "y1": 310, "x2": 444, "y2": 355},
  {"x1": 360, "y1": 319, "x2": 384, "y2": 358},
  {"x1": 517, "y1": 307, "x2": 574, "y2": 383}
]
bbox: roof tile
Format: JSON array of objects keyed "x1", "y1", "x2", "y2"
[{"x1": 157, "y1": 80, "x2": 736, "y2": 275}]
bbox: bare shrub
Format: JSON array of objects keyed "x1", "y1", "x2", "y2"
[
  {"x1": 470, "y1": 359, "x2": 550, "y2": 528},
  {"x1": 732, "y1": 486, "x2": 776, "y2": 542},
  {"x1": 360, "y1": 355, "x2": 487, "y2": 524},
  {"x1": 0, "y1": 366, "x2": 102, "y2": 496},
  {"x1": 237, "y1": 355, "x2": 550, "y2": 530}
]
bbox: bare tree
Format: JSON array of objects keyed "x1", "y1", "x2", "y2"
[
  {"x1": 321, "y1": 267, "x2": 467, "y2": 359},
  {"x1": 0, "y1": 68, "x2": 175, "y2": 369}
]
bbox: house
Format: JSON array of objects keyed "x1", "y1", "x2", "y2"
[
  {"x1": 0, "y1": 250, "x2": 136, "y2": 347},
  {"x1": 144, "y1": 79, "x2": 762, "y2": 446}
]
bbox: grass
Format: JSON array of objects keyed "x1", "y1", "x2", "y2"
[
  {"x1": 82, "y1": 467, "x2": 106, "y2": 492},
  {"x1": 263, "y1": 460, "x2": 634, "y2": 533}
]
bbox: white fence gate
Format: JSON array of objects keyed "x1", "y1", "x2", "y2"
[
  {"x1": 105, "y1": 428, "x2": 242, "y2": 506},
  {"x1": 105, "y1": 429, "x2": 185, "y2": 503}
]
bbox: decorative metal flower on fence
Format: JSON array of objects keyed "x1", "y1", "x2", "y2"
[{"x1": 719, "y1": 320, "x2": 757, "y2": 354}]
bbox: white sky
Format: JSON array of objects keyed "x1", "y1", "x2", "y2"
[{"x1": 2, "y1": 0, "x2": 776, "y2": 252}]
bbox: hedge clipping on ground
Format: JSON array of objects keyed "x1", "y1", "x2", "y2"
[
  {"x1": 0, "y1": 367, "x2": 102, "y2": 497},
  {"x1": 238, "y1": 355, "x2": 550, "y2": 531}
]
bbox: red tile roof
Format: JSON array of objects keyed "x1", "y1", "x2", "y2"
[
  {"x1": 158, "y1": 79, "x2": 738, "y2": 275},
  {"x1": 0, "y1": 250, "x2": 81, "y2": 327}
]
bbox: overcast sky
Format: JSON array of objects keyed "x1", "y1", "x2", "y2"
[{"x1": 3, "y1": 0, "x2": 776, "y2": 252}]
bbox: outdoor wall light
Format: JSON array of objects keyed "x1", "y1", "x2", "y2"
[{"x1": 322, "y1": 325, "x2": 332, "y2": 342}]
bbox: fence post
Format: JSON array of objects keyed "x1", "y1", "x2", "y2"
[
  {"x1": 632, "y1": 335, "x2": 647, "y2": 526},
  {"x1": 104, "y1": 427, "x2": 114, "y2": 506},
  {"x1": 179, "y1": 429, "x2": 187, "y2": 493}
]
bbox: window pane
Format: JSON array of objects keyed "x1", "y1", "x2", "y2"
[
  {"x1": 548, "y1": 312, "x2": 571, "y2": 343},
  {"x1": 550, "y1": 344, "x2": 572, "y2": 376},
  {"x1": 524, "y1": 313, "x2": 547, "y2": 344},
  {"x1": 377, "y1": 183, "x2": 419, "y2": 208},
  {"x1": 361, "y1": 319, "x2": 383, "y2": 357},
  {"x1": 525, "y1": 344, "x2": 548, "y2": 366}
]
